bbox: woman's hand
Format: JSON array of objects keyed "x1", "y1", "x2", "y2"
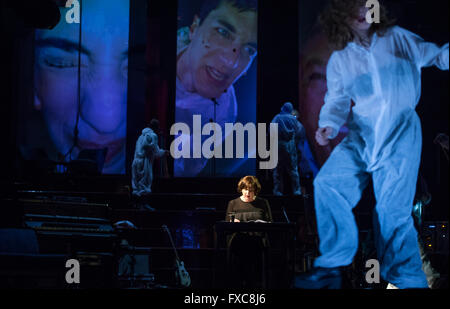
[{"x1": 315, "y1": 127, "x2": 334, "y2": 146}]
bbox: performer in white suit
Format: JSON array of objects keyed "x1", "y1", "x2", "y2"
[
  {"x1": 295, "y1": 0, "x2": 448, "y2": 289},
  {"x1": 132, "y1": 121, "x2": 167, "y2": 196}
]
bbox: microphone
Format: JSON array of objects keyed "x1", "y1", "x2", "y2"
[
  {"x1": 434, "y1": 133, "x2": 449, "y2": 150},
  {"x1": 281, "y1": 206, "x2": 290, "y2": 224}
]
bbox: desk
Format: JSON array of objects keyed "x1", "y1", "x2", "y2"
[{"x1": 213, "y1": 221, "x2": 296, "y2": 288}]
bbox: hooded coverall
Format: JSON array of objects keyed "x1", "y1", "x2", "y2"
[
  {"x1": 132, "y1": 128, "x2": 166, "y2": 196},
  {"x1": 272, "y1": 102, "x2": 304, "y2": 195}
]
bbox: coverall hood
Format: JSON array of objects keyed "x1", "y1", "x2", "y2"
[{"x1": 281, "y1": 102, "x2": 294, "y2": 114}]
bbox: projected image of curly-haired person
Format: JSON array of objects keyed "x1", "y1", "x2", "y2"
[
  {"x1": 175, "y1": 0, "x2": 257, "y2": 177},
  {"x1": 295, "y1": 0, "x2": 449, "y2": 289}
]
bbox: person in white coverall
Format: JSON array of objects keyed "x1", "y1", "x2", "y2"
[
  {"x1": 132, "y1": 124, "x2": 167, "y2": 196},
  {"x1": 271, "y1": 102, "x2": 304, "y2": 196},
  {"x1": 292, "y1": 109, "x2": 319, "y2": 179},
  {"x1": 295, "y1": 0, "x2": 449, "y2": 289}
]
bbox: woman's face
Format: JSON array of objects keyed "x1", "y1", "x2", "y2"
[
  {"x1": 34, "y1": 0, "x2": 129, "y2": 174},
  {"x1": 241, "y1": 188, "x2": 255, "y2": 202},
  {"x1": 348, "y1": 5, "x2": 372, "y2": 33}
]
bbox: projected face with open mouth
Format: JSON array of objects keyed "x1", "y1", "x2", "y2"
[
  {"x1": 177, "y1": 0, "x2": 257, "y2": 99},
  {"x1": 174, "y1": 0, "x2": 258, "y2": 177},
  {"x1": 33, "y1": 0, "x2": 129, "y2": 174}
]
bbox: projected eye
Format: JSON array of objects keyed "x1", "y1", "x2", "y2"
[
  {"x1": 309, "y1": 72, "x2": 326, "y2": 82},
  {"x1": 245, "y1": 46, "x2": 257, "y2": 58},
  {"x1": 43, "y1": 58, "x2": 77, "y2": 68},
  {"x1": 216, "y1": 27, "x2": 231, "y2": 40}
]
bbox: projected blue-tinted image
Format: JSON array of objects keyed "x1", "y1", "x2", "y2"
[
  {"x1": 175, "y1": 0, "x2": 258, "y2": 177},
  {"x1": 29, "y1": 0, "x2": 129, "y2": 174}
]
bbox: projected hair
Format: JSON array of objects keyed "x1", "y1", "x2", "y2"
[
  {"x1": 198, "y1": 0, "x2": 258, "y2": 25},
  {"x1": 319, "y1": 0, "x2": 395, "y2": 50},
  {"x1": 237, "y1": 176, "x2": 261, "y2": 195}
]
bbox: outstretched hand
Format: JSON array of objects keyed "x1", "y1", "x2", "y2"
[{"x1": 315, "y1": 127, "x2": 334, "y2": 146}]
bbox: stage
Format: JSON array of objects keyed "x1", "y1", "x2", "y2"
[{"x1": 0, "y1": 174, "x2": 447, "y2": 289}]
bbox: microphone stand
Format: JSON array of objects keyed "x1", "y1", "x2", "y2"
[
  {"x1": 281, "y1": 206, "x2": 291, "y2": 224},
  {"x1": 65, "y1": 0, "x2": 83, "y2": 163},
  {"x1": 211, "y1": 98, "x2": 219, "y2": 177}
]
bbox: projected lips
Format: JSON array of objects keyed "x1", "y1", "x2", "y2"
[{"x1": 206, "y1": 65, "x2": 228, "y2": 82}]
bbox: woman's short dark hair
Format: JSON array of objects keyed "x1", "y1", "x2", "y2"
[
  {"x1": 237, "y1": 175, "x2": 261, "y2": 195},
  {"x1": 319, "y1": 0, "x2": 395, "y2": 50},
  {"x1": 198, "y1": 0, "x2": 258, "y2": 25}
]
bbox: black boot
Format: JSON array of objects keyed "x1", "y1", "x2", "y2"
[{"x1": 294, "y1": 267, "x2": 343, "y2": 289}]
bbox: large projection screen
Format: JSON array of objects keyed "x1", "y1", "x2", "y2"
[
  {"x1": 18, "y1": 0, "x2": 130, "y2": 175},
  {"x1": 174, "y1": 0, "x2": 258, "y2": 177}
]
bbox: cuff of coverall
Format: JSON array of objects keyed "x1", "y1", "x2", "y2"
[
  {"x1": 317, "y1": 121, "x2": 340, "y2": 140},
  {"x1": 441, "y1": 43, "x2": 449, "y2": 70}
]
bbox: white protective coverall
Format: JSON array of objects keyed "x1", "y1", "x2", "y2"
[
  {"x1": 314, "y1": 26, "x2": 449, "y2": 288},
  {"x1": 271, "y1": 102, "x2": 304, "y2": 195},
  {"x1": 132, "y1": 128, "x2": 166, "y2": 196}
]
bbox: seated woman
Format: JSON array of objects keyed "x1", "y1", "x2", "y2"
[{"x1": 225, "y1": 176, "x2": 273, "y2": 288}]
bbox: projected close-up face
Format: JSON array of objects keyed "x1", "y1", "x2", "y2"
[
  {"x1": 179, "y1": 0, "x2": 258, "y2": 99},
  {"x1": 34, "y1": 0, "x2": 129, "y2": 174},
  {"x1": 298, "y1": 30, "x2": 347, "y2": 166},
  {"x1": 174, "y1": 0, "x2": 258, "y2": 177}
]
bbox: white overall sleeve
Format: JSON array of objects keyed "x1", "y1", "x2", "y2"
[
  {"x1": 398, "y1": 27, "x2": 449, "y2": 70},
  {"x1": 150, "y1": 134, "x2": 166, "y2": 159},
  {"x1": 319, "y1": 53, "x2": 352, "y2": 139}
]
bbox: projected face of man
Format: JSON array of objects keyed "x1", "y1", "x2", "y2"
[
  {"x1": 34, "y1": 0, "x2": 129, "y2": 174},
  {"x1": 177, "y1": 0, "x2": 258, "y2": 99}
]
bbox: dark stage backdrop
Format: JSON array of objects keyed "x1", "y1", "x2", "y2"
[
  {"x1": 5, "y1": 0, "x2": 448, "y2": 220},
  {"x1": 399, "y1": 0, "x2": 449, "y2": 220}
]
